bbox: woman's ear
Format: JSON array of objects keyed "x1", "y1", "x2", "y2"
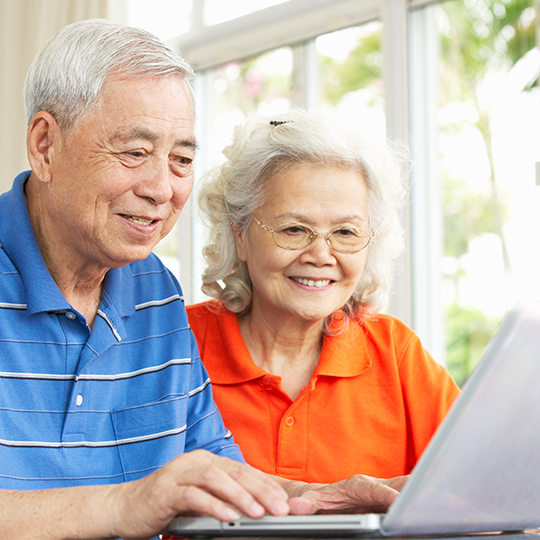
[
  {"x1": 26, "y1": 111, "x2": 63, "y2": 184},
  {"x1": 232, "y1": 224, "x2": 247, "y2": 262}
]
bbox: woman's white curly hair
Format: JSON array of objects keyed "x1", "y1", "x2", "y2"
[{"x1": 198, "y1": 110, "x2": 409, "y2": 327}]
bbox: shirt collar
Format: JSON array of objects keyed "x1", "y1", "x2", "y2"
[
  {"x1": 0, "y1": 171, "x2": 134, "y2": 319},
  {"x1": 204, "y1": 306, "x2": 267, "y2": 384},
  {"x1": 314, "y1": 315, "x2": 372, "y2": 377},
  {"x1": 206, "y1": 305, "x2": 371, "y2": 384}
]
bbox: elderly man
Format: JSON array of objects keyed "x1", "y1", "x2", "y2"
[{"x1": 0, "y1": 19, "x2": 404, "y2": 539}]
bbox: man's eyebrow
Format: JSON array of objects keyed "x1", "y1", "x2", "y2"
[
  {"x1": 174, "y1": 138, "x2": 198, "y2": 152},
  {"x1": 112, "y1": 127, "x2": 198, "y2": 151},
  {"x1": 113, "y1": 127, "x2": 159, "y2": 143}
]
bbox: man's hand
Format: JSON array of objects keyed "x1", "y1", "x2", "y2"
[
  {"x1": 1, "y1": 450, "x2": 290, "y2": 540},
  {"x1": 281, "y1": 474, "x2": 408, "y2": 516},
  {"x1": 108, "y1": 449, "x2": 290, "y2": 539}
]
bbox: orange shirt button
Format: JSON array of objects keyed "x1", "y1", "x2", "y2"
[{"x1": 285, "y1": 416, "x2": 294, "y2": 427}]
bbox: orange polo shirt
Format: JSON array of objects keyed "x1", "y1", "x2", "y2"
[{"x1": 187, "y1": 301, "x2": 459, "y2": 483}]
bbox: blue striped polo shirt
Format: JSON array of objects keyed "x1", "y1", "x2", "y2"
[{"x1": 0, "y1": 171, "x2": 244, "y2": 490}]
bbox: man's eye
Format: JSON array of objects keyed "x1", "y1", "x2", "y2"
[
  {"x1": 175, "y1": 156, "x2": 193, "y2": 165},
  {"x1": 170, "y1": 152, "x2": 194, "y2": 165},
  {"x1": 170, "y1": 156, "x2": 194, "y2": 176},
  {"x1": 124, "y1": 150, "x2": 146, "y2": 158},
  {"x1": 117, "y1": 150, "x2": 147, "y2": 167}
]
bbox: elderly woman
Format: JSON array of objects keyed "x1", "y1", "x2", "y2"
[{"x1": 187, "y1": 110, "x2": 459, "y2": 485}]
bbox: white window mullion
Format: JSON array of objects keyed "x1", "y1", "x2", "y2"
[
  {"x1": 291, "y1": 40, "x2": 320, "y2": 111},
  {"x1": 382, "y1": 0, "x2": 413, "y2": 328},
  {"x1": 409, "y1": 3, "x2": 445, "y2": 363},
  {"x1": 177, "y1": 70, "x2": 214, "y2": 305}
]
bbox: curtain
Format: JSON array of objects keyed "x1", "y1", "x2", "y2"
[{"x1": 0, "y1": 0, "x2": 111, "y2": 194}]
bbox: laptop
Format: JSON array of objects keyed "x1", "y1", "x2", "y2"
[{"x1": 166, "y1": 301, "x2": 540, "y2": 537}]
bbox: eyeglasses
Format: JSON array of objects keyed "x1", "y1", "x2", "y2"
[{"x1": 250, "y1": 215, "x2": 374, "y2": 254}]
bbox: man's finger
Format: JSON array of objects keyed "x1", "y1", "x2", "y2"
[
  {"x1": 214, "y1": 458, "x2": 290, "y2": 516},
  {"x1": 173, "y1": 484, "x2": 241, "y2": 521},
  {"x1": 164, "y1": 452, "x2": 289, "y2": 518}
]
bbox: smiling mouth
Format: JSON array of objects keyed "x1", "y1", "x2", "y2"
[
  {"x1": 291, "y1": 277, "x2": 332, "y2": 288},
  {"x1": 123, "y1": 215, "x2": 155, "y2": 226}
]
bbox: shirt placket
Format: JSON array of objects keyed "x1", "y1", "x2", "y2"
[{"x1": 275, "y1": 381, "x2": 315, "y2": 477}]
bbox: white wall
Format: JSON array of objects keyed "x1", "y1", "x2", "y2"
[{"x1": 0, "y1": 0, "x2": 115, "y2": 194}]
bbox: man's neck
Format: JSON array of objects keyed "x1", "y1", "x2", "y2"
[{"x1": 25, "y1": 175, "x2": 107, "y2": 328}]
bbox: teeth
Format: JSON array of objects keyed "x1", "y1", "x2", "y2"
[
  {"x1": 127, "y1": 216, "x2": 153, "y2": 225},
  {"x1": 292, "y1": 277, "x2": 331, "y2": 288}
]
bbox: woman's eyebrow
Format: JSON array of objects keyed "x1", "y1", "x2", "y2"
[{"x1": 273, "y1": 212, "x2": 368, "y2": 223}]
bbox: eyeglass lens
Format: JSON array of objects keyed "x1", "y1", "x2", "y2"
[{"x1": 273, "y1": 224, "x2": 371, "y2": 253}]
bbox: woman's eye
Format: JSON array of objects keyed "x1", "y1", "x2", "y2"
[
  {"x1": 334, "y1": 228, "x2": 358, "y2": 238},
  {"x1": 282, "y1": 225, "x2": 308, "y2": 235}
]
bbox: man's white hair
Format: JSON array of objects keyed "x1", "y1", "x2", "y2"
[{"x1": 24, "y1": 19, "x2": 195, "y2": 131}]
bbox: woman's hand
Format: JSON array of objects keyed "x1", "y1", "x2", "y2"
[{"x1": 279, "y1": 474, "x2": 409, "y2": 515}]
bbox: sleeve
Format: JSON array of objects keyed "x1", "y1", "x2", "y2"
[
  {"x1": 183, "y1": 329, "x2": 246, "y2": 463},
  {"x1": 397, "y1": 330, "x2": 460, "y2": 469}
]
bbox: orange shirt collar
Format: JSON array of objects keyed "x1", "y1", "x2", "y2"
[{"x1": 202, "y1": 305, "x2": 372, "y2": 384}]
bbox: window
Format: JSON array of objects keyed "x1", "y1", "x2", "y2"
[
  {"x1": 126, "y1": 0, "x2": 193, "y2": 40},
  {"x1": 316, "y1": 22, "x2": 385, "y2": 137},
  {"x1": 428, "y1": 0, "x2": 539, "y2": 384},
  {"x1": 202, "y1": 47, "x2": 294, "y2": 170},
  {"x1": 129, "y1": 0, "x2": 539, "y2": 381}
]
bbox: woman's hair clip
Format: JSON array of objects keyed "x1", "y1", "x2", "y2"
[{"x1": 269, "y1": 120, "x2": 294, "y2": 126}]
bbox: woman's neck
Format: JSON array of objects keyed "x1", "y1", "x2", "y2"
[{"x1": 238, "y1": 309, "x2": 325, "y2": 400}]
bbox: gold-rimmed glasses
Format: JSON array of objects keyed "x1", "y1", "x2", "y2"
[{"x1": 250, "y1": 215, "x2": 374, "y2": 254}]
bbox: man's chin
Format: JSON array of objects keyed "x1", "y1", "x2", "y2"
[{"x1": 106, "y1": 247, "x2": 155, "y2": 268}]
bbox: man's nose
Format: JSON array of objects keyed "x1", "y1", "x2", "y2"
[{"x1": 135, "y1": 161, "x2": 174, "y2": 204}]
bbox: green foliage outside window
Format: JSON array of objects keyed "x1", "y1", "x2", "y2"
[
  {"x1": 445, "y1": 303, "x2": 500, "y2": 387},
  {"x1": 318, "y1": 0, "x2": 536, "y2": 386}
]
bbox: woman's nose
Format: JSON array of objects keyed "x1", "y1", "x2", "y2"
[{"x1": 299, "y1": 233, "x2": 336, "y2": 265}]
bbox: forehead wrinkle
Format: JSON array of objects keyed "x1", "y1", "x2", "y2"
[{"x1": 273, "y1": 211, "x2": 368, "y2": 224}]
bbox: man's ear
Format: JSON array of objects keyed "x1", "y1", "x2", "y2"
[{"x1": 26, "y1": 111, "x2": 63, "y2": 183}]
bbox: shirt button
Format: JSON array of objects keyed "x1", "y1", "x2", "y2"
[
  {"x1": 65, "y1": 311, "x2": 76, "y2": 320},
  {"x1": 76, "y1": 395, "x2": 83, "y2": 406},
  {"x1": 285, "y1": 416, "x2": 294, "y2": 427}
]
